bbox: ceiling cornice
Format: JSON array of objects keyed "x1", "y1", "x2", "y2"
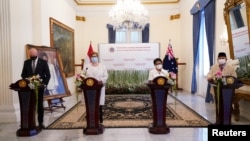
[{"x1": 73, "y1": 0, "x2": 180, "y2": 6}]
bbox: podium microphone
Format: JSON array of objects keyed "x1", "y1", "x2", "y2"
[{"x1": 85, "y1": 67, "x2": 88, "y2": 75}]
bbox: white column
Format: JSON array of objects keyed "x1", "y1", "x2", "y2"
[{"x1": 0, "y1": 0, "x2": 18, "y2": 123}]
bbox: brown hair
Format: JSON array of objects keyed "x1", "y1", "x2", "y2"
[{"x1": 91, "y1": 51, "x2": 98, "y2": 57}]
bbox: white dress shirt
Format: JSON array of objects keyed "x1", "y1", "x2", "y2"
[{"x1": 148, "y1": 68, "x2": 169, "y2": 81}]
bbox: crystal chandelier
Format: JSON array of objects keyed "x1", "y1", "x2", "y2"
[{"x1": 109, "y1": 0, "x2": 149, "y2": 30}]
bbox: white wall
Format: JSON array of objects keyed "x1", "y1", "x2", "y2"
[
  {"x1": 10, "y1": 0, "x2": 33, "y2": 91},
  {"x1": 178, "y1": 0, "x2": 195, "y2": 92}
]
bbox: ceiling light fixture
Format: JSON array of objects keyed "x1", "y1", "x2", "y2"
[{"x1": 108, "y1": 0, "x2": 149, "y2": 30}]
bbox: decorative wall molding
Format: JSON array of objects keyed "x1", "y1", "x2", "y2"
[{"x1": 74, "y1": 0, "x2": 180, "y2": 5}]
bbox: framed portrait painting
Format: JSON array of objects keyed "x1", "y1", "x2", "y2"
[
  {"x1": 49, "y1": 17, "x2": 75, "y2": 77},
  {"x1": 26, "y1": 44, "x2": 71, "y2": 100}
]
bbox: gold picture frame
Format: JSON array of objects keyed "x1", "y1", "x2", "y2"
[
  {"x1": 49, "y1": 17, "x2": 75, "y2": 77},
  {"x1": 224, "y1": 0, "x2": 250, "y2": 85}
]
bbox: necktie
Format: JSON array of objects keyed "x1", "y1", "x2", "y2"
[
  {"x1": 219, "y1": 66, "x2": 223, "y2": 71},
  {"x1": 32, "y1": 60, "x2": 35, "y2": 73}
]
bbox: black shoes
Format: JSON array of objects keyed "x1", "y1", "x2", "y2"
[{"x1": 39, "y1": 124, "x2": 46, "y2": 129}]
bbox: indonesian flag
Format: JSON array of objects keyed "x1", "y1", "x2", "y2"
[
  {"x1": 163, "y1": 43, "x2": 178, "y2": 74},
  {"x1": 84, "y1": 43, "x2": 94, "y2": 65}
]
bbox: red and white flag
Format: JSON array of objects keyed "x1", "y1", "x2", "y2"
[{"x1": 84, "y1": 43, "x2": 94, "y2": 65}]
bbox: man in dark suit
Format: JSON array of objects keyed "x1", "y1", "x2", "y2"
[{"x1": 21, "y1": 48, "x2": 51, "y2": 129}]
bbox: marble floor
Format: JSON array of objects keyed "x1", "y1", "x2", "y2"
[{"x1": 1, "y1": 91, "x2": 250, "y2": 141}]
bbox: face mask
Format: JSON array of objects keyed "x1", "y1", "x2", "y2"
[
  {"x1": 91, "y1": 57, "x2": 98, "y2": 63},
  {"x1": 30, "y1": 56, "x2": 37, "y2": 60},
  {"x1": 218, "y1": 59, "x2": 226, "y2": 65},
  {"x1": 156, "y1": 64, "x2": 162, "y2": 69}
]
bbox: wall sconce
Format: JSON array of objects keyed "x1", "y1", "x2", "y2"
[
  {"x1": 170, "y1": 14, "x2": 181, "y2": 20},
  {"x1": 76, "y1": 16, "x2": 86, "y2": 22},
  {"x1": 220, "y1": 32, "x2": 228, "y2": 46}
]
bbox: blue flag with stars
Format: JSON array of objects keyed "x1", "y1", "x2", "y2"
[{"x1": 163, "y1": 43, "x2": 178, "y2": 73}]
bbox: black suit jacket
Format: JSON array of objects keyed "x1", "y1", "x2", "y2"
[{"x1": 21, "y1": 58, "x2": 51, "y2": 85}]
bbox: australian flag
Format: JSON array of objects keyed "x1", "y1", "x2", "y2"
[{"x1": 163, "y1": 43, "x2": 178, "y2": 74}]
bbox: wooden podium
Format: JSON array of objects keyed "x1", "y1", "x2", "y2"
[
  {"x1": 9, "y1": 79, "x2": 42, "y2": 136},
  {"x1": 147, "y1": 76, "x2": 171, "y2": 134},
  {"x1": 210, "y1": 76, "x2": 243, "y2": 125},
  {"x1": 80, "y1": 77, "x2": 104, "y2": 135}
]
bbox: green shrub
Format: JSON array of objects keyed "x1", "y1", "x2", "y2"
[{"x1": 106, "y1": 70, "x2": 150, "y2": 94}]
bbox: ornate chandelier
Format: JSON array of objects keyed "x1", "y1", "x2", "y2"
[{"x1": 109, "y1": 0, "x2": 149, "y2": 30}]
